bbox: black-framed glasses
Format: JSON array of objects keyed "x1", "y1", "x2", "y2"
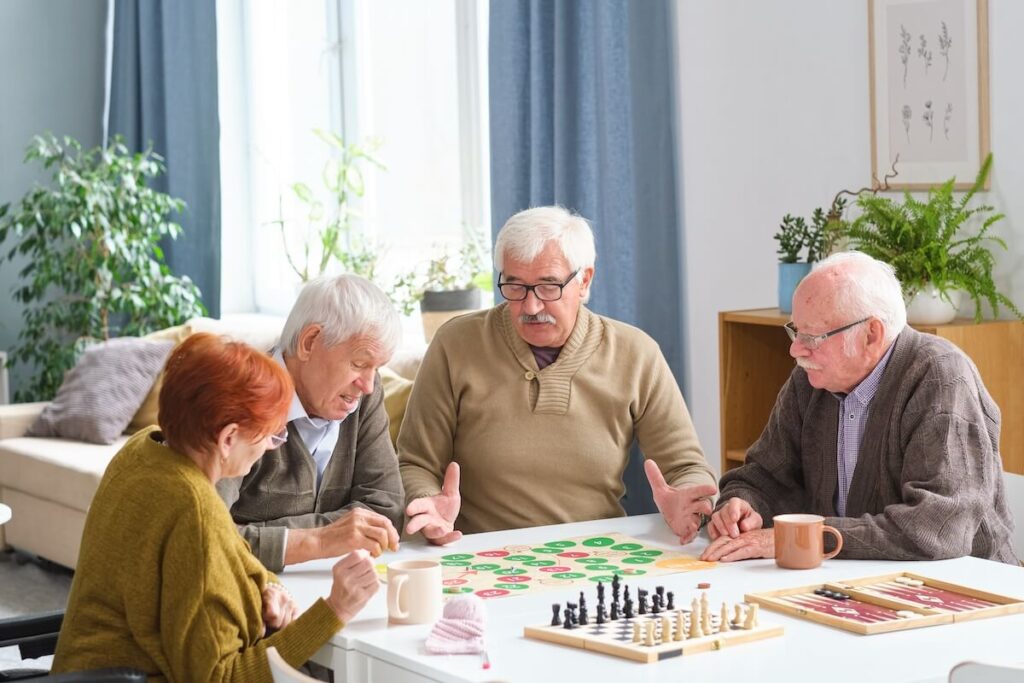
[
  {"x1": 784, "y1": 317, "x2": 870, "y2": 350},
  {"x1": 268, "y1": 428, "x2": 288, "y2": 449},
  {"x1": 497, "y1": 269, "x2": 580, "y2": 302}
]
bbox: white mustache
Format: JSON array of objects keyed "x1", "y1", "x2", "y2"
[
  {"x1": 520, "y1": 313, "x2": 556, "y2": 324},
  {"x1": 796, "y1": 358, "x2": 821, "y2": 371}
]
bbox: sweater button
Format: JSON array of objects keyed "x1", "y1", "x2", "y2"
[{"x1": 525, "y1": 371, "x2": 536, "y2": 380}]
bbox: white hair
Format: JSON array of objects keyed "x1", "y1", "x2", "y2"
[
  {"x1": 280, "y1": 274, "x2": 401, "y2": 357},
  {"x1": 494, "y1": 206, "x2": 597, "y2": 302},
  {"x1": 812, "y1": 251, "x2": 907, "y2": 346}
]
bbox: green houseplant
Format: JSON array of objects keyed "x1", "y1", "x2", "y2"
[
  {"x1": 0, "y1": 134, "x2": 206, "y2": 401},
  {"x1": 845, "y1": 154, "x2": 1021, "y2": 323},
  {"x1": 274, "y1": 129, "x2": 386, "y2": 283},
  {"x1": 774, "y1": 198, "x2": 847, "y2": 313}
]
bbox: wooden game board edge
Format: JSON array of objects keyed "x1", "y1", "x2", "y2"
[
  {"x1": 832, "y1": 573, "x2": 1024, "y2": 622},
  {"x1": 523, "y1": 622, "x2": 784, "y2": 663},
  {"x1": 745, "y1": 592, "x2": 872, "y2": 635}
]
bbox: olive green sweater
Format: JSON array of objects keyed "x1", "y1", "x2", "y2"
[
  {"x1": 53, "y1": 428, "x2": 342, "y2": 681},
  {"x1": 399, "y1": 304, "x2": 716, "y2": 533}
]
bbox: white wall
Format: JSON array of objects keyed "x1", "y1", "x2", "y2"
[
  {"x1": 0, "y1": 0, "x2": 107, "y2": 399},
  {"x1": 674, "y1": 0, "x2": 1024, "y2": 554}
]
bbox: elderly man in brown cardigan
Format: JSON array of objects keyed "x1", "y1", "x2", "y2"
[
  {"x1": 702, "y1": 252, "x2": 1017, "y2": 565},
  {"x1": 218, "y1": 275, "x2": 404, "y2": 572}
]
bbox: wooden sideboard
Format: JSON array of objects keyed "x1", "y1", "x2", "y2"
[{"x1": 719, "y1": 308, "x2": 1024, "y2": 475}]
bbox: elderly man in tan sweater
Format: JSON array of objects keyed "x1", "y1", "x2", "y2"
[{"x1": 398, "y1": 206, "x2": 717, "y2": 545}]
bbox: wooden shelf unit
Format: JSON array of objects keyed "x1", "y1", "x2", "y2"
[{"x1": 718, "y1": 308, "x2": 1024, "y2": 475}]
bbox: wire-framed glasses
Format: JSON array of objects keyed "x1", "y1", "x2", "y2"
[
  {"x1": 497, "y1": 269, "x2": 580, "y2": 302},
  {"x1": 783, "y1": 317, "x2": 870, "y2": 350}
]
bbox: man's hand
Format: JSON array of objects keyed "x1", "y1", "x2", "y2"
[
  {"x1": 643, "y1": 460, "x2": 717, "y2": 545},
  {"x1": 699, "y1": 528, "x2": 774, "y2": 562},
  {"x1": 261, "y1": 582, "x2": 299, "y2": 635},
  {"x1": 405, "y1": 462, "x2": 462, "y2": 545},
  {"x1": 318, "y1": 507, "x2": 400, "y2": 559},
  {"x1": 707, "y1": 497, "x2": 763, "y2": 541}
]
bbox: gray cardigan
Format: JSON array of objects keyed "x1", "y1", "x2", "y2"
[
  {"x1": 718, "y1": 327, "x2": 1018, "y2": 564},
  {"x1": 217, "y1": 375, "x2": 404, "y2": 571}
]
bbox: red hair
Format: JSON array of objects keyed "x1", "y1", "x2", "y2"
[{"x1": 158, "y1": 333, "x2": 293, "y2": 455}]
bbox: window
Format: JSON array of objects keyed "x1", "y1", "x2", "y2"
[{"x1": 218, "y1": 0, "x2": 490, "y2": 328}]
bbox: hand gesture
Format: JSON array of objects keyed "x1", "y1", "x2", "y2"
[
  {"x1": 405, "y1": 462, "x2": 462, "y2": 545},
  {"x1": 325, "y1": 548, "x2": 381, "y2": 624},
  {"x1": 699, "y1": 528, "x2": 774, "y2": 562},
  {"x1": 706, "y1": 497, "x2": 763, "y2": 541},
  {"x1": 643, "y1": 459, "x2": 717, "y2": 544},
  {"x1": 261, "y1": 582, "x2": 299, "y2": 635},
  {"x1": 319, "y1": 507, "x2": 400, "y2": 559}
]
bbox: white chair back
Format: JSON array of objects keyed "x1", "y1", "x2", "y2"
[
  {"x1": 266, "y1": 646, "x2": 321, "y2": 683},
  {"x1": 949, "y1": 660, "x2": 1024, "y2": 683}
]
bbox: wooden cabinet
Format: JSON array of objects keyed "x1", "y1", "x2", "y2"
[{"x1": 719, "y1": 309, "x2": 1024, "y2": 475}]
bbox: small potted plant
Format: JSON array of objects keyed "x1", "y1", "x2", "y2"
[
  {"x1": 774, "y1": 200, "x2": 845, "y2": 313},
  {"x1": 845, "y1": 154, "x2": 1021, "y2": 324},
  {"x1": 393, "y1": 232, "x2": 492, "y2": 342}
]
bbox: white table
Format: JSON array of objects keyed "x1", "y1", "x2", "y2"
[{"x1": 279, "y1": 515, "x2": 1024, "y2": 683}]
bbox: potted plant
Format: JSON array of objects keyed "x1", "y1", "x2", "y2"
[
  {"x1": 0, "y1": 134, "x2": 206, "y2": 401},
  {"x1": 774, "y1": 200, "x2": 845, "y2": 313},
  {"x1": 845, "y1": 154, "x2": 1021, "y2": 324},
  {"x1": 392, "y1": 233, "x2": 492, "y2": 342}
]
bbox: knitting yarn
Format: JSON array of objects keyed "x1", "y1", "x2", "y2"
[{"x1": 424, "y1": 595, "x2": 486, "y2": 654}]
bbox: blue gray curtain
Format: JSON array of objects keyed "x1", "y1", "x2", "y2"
[
  {"x1": 490, "y1": 0, "x2": 684, "y2": 514},
  {"x1": 107, "y1": 0, "x2": 221, "y2": 317}
]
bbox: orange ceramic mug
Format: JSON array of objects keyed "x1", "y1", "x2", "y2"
[{"x1": 773, "y1": 514, "x2": 843, "y2": 569}]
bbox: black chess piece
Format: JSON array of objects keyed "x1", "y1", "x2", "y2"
[
  {"x1": 551, "y1": 603, "x2": 562, "y2": 626},
  {"x1": 596, "y1": 604, "x2": 607, "y2": 625},
  {"x1": 579, "y1": 604, "x2": 589, "y2": 626},
  {"x1": 656, "y1": 585, "x2": 665, "y2": 602},
  {"x1": 579, "y1": 592, "x2": 587, "y2": 611},
  {"x1": 651, "y1": 598, "x2": 661, "y2": 615},
  {"x1": 612, "y1": 575, "x2": 621, "y2": 601},
  {"x1": 563, "y1": 607, "x2": 573, "y2": 629},
  {"x1": 568, "y1": 602, "x2": 578, "y2": 625},
  {"x1": 623, "y1": 598, "x2": 634, "y2": 619},
  {"x1": 597, "y1": 581, "x2": 605, "y2": 605},
  {"x1": 610, "y1": 601, "x2": 620, "y2": 621},
  {"x1": 623, "y1": 585, "x2": 631, "y2": 604},
  {"x1": 666, "y1": 591, "x2": 675, "y2": 611},
  {"x1": 638, "y1": 589, "x2": 648, "y2": 615}
]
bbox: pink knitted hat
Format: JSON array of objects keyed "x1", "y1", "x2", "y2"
[{"x1": 425, "y1": 595, "x2": 486, "y2": 654}]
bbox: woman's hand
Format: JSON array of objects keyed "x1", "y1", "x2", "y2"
[
  {"x1": 262, "y1": 582, "x2": 300, "y2": 634},
  {"x1": 325, "y1": 549, "x2": 380, "y2": 624}
]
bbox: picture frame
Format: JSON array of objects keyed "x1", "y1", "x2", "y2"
[{"x1": 868, "y1": 0, "x2": 990, "y2": 190}]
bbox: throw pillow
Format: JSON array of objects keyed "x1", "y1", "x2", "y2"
[
  {"x1": 126, "y1": 325, "x2": 189, "y2": 432},
  {"x1": 29, "y1": 337, "x2": 175, "y2": 444},
  {"x1": 380, "y1": 367, "x2": 414, "y2": 448}
]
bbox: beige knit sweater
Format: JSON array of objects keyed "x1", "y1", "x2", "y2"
[{"x1": 399, "y1": 304, "x2": 715, "y2": 533}]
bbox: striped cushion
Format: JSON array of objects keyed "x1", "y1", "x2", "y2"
[{"x1": 28, "y1": 338, "x2": 174, "y2": 445}]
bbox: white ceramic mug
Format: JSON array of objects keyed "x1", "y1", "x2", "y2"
[{"x1": 387, "y1": 559, "x2": 442, "y2": 625}]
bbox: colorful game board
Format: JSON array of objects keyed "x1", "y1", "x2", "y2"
[
  {"x1": 525, "y1": 586, "x2": 782, "y2": 663},
  {"x1": 437, "y1": 532, "x2": 715, "y2": 600},
  {"x1": 746, "y1": 572, "x2": 1024, "y2": 635}
]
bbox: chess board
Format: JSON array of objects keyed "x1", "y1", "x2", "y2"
[
  {"x1": 524, "y1": 595, "x2": 782, "y2": 663},
  {"x1": 437, "y1": 532, "x2": 715, "y2": 601},
  {"x1": 746, "y1": 571, "x2": 1024, "y2": 635}
]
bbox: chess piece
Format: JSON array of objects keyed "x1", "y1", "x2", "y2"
[
  {"x1": 744, "y1": 603, "x2": 759, "y2": 630},
  {"x1": 689, "y1": 603, "x2": 704, "y2": 639},
  {"x1": 638, "y1": 590, "x2": 648, "y2": 615},
  {"x1": 579, "y1": 603, "x2": 589, "y2": 626},
  {"x1": 567, "y1": 602, "x2": 578, "y2": 625},
  {"x1": 551, "y1": 603, "x2": 562, "y2": 627},
  {"x1": 660, "y1": 616, "x2": 670, "y2": 644},
  {"x1": 632, "y1": 621, "x2": 642, "y2": 643},
  {"x1": 666, "y1": 591, "x2": 675, "y2": 611},
  {"x1": 651, "y1": 595, "x2": 661, "y2": 615},
  {"x1": 623, "y1": 586, "x2": 631, "y2": 605},
  {"x1": 702, "y1": 603, "x2": 711, "y2": 635},
  {"x1": 610, "y1": 601, "x2": 620, "y2": 621},
  {"x1": 733, "y1": 604, "x2": 744, "y2": 628},
  {"x1": 597, "y1": 581, "x2": 605, "y2": 605},
  {"x1": 612, "y1": 575, "x2": 621, "y2": 602},
  {"x1": 563, "y1": 608, "x2": 573, "y2": 630},
  {"x1": 656, "y1": 585, "x2": 665, "y2": 605},
  {"x1": 674, "y1": 610, "x2": 685, "y2": 641},
  {"x1": 645, "y1": 621, "x2": 656, "y2": 647},
  {"x1": 623, "y1": 597, "x2": 634, "y2": 619},
  {"x1": 596, "y1": 604, "x2": 606, "y2": 625},
  {"x1": 720, "y1": 602, "x2": 730, "y2": 632}
]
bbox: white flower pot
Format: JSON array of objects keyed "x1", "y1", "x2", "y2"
[{"x1": 905, "y1": 287, "x2": 961, "y2": 325}]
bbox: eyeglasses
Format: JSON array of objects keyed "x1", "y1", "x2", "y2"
[
  {"x1": 268, "y1": 429, "x2": 288, "y2": 449},
  {"x1": 783, "y1": 317, "x2": 870, "y2": 350},
  {"x1": 498, "y1": 269, "x2": 580, "y2": 302}
]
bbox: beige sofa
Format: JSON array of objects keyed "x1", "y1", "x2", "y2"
[{"x1": 0, "y1": 315, "x2": 421, "y2": 569}]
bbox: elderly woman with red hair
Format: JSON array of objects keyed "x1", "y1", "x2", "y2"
[{"x1": 53, "y1": 333, "x2": 378, "y2": 681}]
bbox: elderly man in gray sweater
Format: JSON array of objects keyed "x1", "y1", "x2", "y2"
[{"x1": 702, "y1": 252, "x2": 1018, "y2": 565}]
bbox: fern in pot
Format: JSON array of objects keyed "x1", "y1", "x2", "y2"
[{"x1": 845, "y1": 154, "x2": 1021, "y2": 324}]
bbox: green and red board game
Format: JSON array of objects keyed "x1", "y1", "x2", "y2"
[{"x1": 436, "y1": 532, "x2": 715, "y2": 600}]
